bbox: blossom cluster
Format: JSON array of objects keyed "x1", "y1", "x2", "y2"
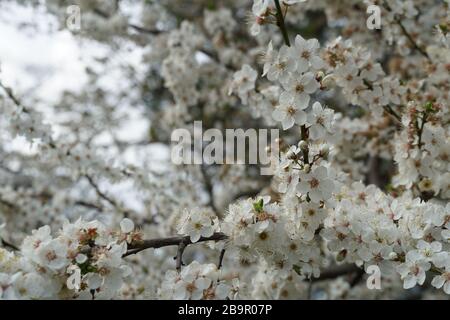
[
  {"x1": 0, "y1": 219, "x2": 138, "y2": 299},
  {"x1": 0, "y1": 0, "x2": 449, "y2": 300}
]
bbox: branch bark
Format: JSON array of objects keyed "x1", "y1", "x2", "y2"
[{"x1": 123, "y1": 232, "x2": 228, "y2": 257}]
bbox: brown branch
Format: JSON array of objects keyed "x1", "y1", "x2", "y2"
[
  {"x1": 74, "y1": 200, "x2": 104, "y2": 212},
  {"x1": 176, "y1": 240, "x2": 188, "y2": 272},
  {"x1": 123, "y1": 232, "x2": 228, "y2": 257},
  {"x1": 312, "y1": 264, "x2": 361, "y2": 282},
  {"x1": 274, "y1": 0, "x2": 290, "y2": 46},
  {"x1": 218, "y1": 248, "x2": 226, "y2": 270},
  {"x1": 383, "y1": 105, "x2": 402, "y2": 123},
  {"x1": 1, "y1": 238, "x2": 19, "y2": 251}
]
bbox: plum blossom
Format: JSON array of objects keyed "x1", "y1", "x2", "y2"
[
  {"x1": 297, "y1": 165, "x2": 335, "y2": 202},
  {"x1": 272, "y1": 92, "x2": 308, "y2": 129}
]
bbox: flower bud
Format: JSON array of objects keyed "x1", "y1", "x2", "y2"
[
  {"x1": 320, "y1": 144, "x2": 330, "y2": 157},
  {"x1": 286, "y1": 149, "x2": 296, "y2": 159},
  {"x1": 298, "y1": 140, "x2": 308, "y2": 150},
  {"x1": 388, "y1": 252, "x2": 398, "y2": 260},
  {"x1": 321, "y1": 74, "x2": 336, "y2": 90},
  {"x1": 316, "y1": 71, "x2": 325, "y2": 82}
]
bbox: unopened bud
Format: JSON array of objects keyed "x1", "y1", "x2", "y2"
[
  {"x1": 286, "y1": 149, "x2": 296, "y2": 160},
  {"x1": 320, "y1": 144, "x2": 329, "y2": 157},
  {"x1": 321, "y1": 74, "x2": 336, "y2": 90},
  {"x1": 303, "y1": 164, "x2": 311, "y2": 173},
  {"x1": 298, "y1": 140, "x2": 308, "y2": 150},
  {"x1": 388, "y1": 252, "x2": 398, "y2": 260},
  {"x1": 316, "y1": 71, "x2": 325, "y2": 82}
]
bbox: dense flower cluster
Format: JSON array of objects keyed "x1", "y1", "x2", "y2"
[
  {"x1": 0, "y1": 219, "x2": 137, "y2": 299},
  {"x1": 0, "y1": 0, "x2": 449, "y2": 300}
]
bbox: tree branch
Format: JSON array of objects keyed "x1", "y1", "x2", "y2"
[
  {"x1": 1, "y1": 238, "x2": 19, "y2": 251},
  {"x1": 176, "y1": 240, "x2": 188, "y2": 272},
  {"x1": 218, "y1": 248, "x2": 226, "y2": 270},
  {"x1": 274, "y1": 0, "x2": 290, "y2": 46},
  {"x1": 312, "y1": 264, "x2": 361, "y2": 282},
  {"x1": 123, "y1": 232, "x2": 228, "y2": 257}
]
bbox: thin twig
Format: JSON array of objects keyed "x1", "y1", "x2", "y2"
[
  {"x1": 383, "y1": 105, "x2": 402, "y2": 123},
  {"x1": 176, "y1": 240, "x2": 188, "y2": 272},
  {"x1": 218, "y1": 248, "x2": 226, "y2": 270},
  {"x1": 383, "y1": 1, "x2": 430, "y2": 60},
  {"x1": 417, "y1": 112, "x2": 428, "y2": 148},
  {"x1": 0, "y1": 81, "x2": 28, "y2": 113},
  {"x1": 274, "y1": 0, "x2": 290, "y2": 46}
]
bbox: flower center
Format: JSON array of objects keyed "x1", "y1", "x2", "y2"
[
  {"x1": 287, "y1": 106, "x2": 296, "y2": 115},
  {"x1": 186, "y1": 282, "x2": 197, "y2": 293},
  {"x1": 316, "y1": 116, "x2": 325, "y2": 125},
  {"x1": 295, "y1": 84, "x2": 304, "y2": 93},
  {"x1": 259, "y1": 231, "x2": 269, "y2": 240},
  {"x1": 309, "y1": 177, "x2": 320, "y2": 188},
  {"x1": 301, "y1": 51, "x2": 310, "y2": 59},
  {"x1": 46, "y1": 250, "x2": 57, "y2": 261},
  {"x1": 277, "y1": 62, "x2": 286, "y2": 70}
]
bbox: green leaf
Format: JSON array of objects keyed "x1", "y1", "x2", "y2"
[{"x1": 253, "y1": 198, "x2": 264, "y2": 213}]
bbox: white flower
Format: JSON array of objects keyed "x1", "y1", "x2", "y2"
[
  {"x1": 272, "y1": 92, "x2": 308, "y2": 130},
  {"x1": 381, "y1": 78, "x2": 406, "y2": 105},
  {"x1": 13, "y1": 272, "x2": 60, "y2": 299},
  {"x1": 262, "y1": 41, "x2": 275, "y2": 77},
  {"x1": 229, "y1": 64, "x2": 258, "y2": 104},
  {"x1": 165, "y1": 261, "x2": 226, "y2": 300},
  {"x1": 361, "y1": 86, "x2": 388, "y2": 108},
  {"x1": 289, "y1": 35, "x2": 324, "y2": 72},
  {"x1": 21, "y1": 225, "x2": 52, "y2": 262},
  {"x1": 266, "y1": 45, "x2": 296, "y2": 82},
  {"x1": 178, "y1": 209, "x2": 217, "y2": 243},
  {"x1": 360, "y1": 62, "x2": 384, "y2": 82},
  {"x1": 280, "y1": 72, "x2": 319, "y2": 107},
  {"x1": 250, "y1": 0, "x2": 270, "y2": 35},
  {"x1": 252, "y1": 0, "x2": 270, "y2": 16},
  {"x1": 297, "y1": 165, "x2": 334, "y2": 202},
  {"x1": 431, "y1": 266, "x2": 450, "y2": 294},
  {"x1": 120, "y1": 218, "x2": 135, "y2": 233},
  {"x1": 85, "y1": 272, "x2": 103, "y2": 290},
  {"x1": 307, "y1": 102, "x2": 335, "y2": 140},
  {"x1": 335, "y1": 62, "x2": 364, "y2": 91},
  {"x1": 408, "y1": 240, "x2": 442, "y2": 261},
  {"x1": 36, "y1": 239, "x2": 69, "y2": 271},
  {"x1": 397, "y1": 253, "x2": 431, "y2": 289}
]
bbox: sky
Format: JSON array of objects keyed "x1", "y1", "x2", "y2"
[{"x1": 0, "y1": 2, "x2": 87, "y2": 101}]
